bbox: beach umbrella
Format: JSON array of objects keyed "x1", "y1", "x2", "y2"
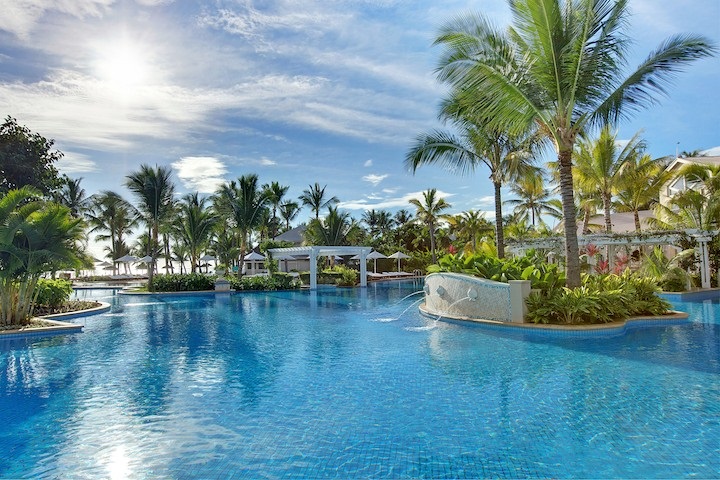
[
  {"x1": 366, "y1": 251, "x2": 387, "y2": 273},
  {"x1": 137, "y1": 255, "x2": 153, "y2": 263},
  {"x1": 114, "y1": 254, "x2": 138, "y2": 275},
  {"x1": 199, "y1": 254, "x2": 216, "y2": 272},
  {"x1": 388, "y1": 251, "x2": 410, "y2": 272}
]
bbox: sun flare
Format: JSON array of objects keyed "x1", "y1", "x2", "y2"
[{"x1": 96, "y1": 41, "x2": 148, "y2": 88}]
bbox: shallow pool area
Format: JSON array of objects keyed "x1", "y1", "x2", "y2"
[{"x1": 0, "y1": 281, "x2": 718, "y2": 478}]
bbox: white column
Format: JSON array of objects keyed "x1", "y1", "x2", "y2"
[
  {"x1": 310, "y1": 248, "x2": 318, "y2": 290},
  {"x1": 359, "y1": 250, "x2": 368, "y2": 287},
  {"x1": 698, "y1": 238, "x2": 711, "y2": 289}
]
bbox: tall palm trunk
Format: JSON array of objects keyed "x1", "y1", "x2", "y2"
[
  {"x1": 149, "y1": 225, "x2": 156, "y2": 290},
  {"x1": 634, "y1": 210, "x2": 641, "y2": 233},
  {"x1": 558, "y1": 150, "x2": 581, "y2": 288},
  {"x1": 429, "y1": 221, "x2": 437, "y2": 263},
  {"x1": 603, "y1": 192, "x2": 613, "y2": 233},
  {"x1": 493, "y1": 180, "x2": 505, "y2": 259}
]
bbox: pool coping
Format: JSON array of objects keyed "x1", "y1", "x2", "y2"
[
  {"x1": 659, "y1": 288, "x2": 720, "y2": 301},
  {"x1": 0, "y1": 302, "x2": 111, "y2": 339},
  {"x1": 419, "y1": 303, "x2": 690, "y2": 337}
]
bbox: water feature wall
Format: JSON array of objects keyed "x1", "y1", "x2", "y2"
[{"x1": 422, "y1": 273, "x2": 530, "y2": 323}]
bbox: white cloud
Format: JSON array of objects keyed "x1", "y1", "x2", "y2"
[
  {"x1": 172, "y1": 156, "x2": 227, "y2": 193},
  {"x1": 56, "y1": 150, "x2": 98, "y2": 173},
  {"x1": 259, "y1": 157, "x2": 277, "y2": 166},
  {"x1": 364, "y1": 159, "x2": 373, "y2": 167},
  {"x1": 473, "y1": 196, "x2": 495, "y2": 207},
  {"x1": 362, "y1": 173, "x2": 388, "y2": 186},
  {"x1": 702, "y1": 146, "x2": 720, "y2": 156},
  {"x1": 339, "y1": 189, "x2": 454, "y2": 211},
  {"x1": 0, "y1": 0, "x2": 113, "y2": 38}
]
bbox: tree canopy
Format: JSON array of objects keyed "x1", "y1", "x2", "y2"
[{"x1": 0, "y1": 116, "x2": 64, "y2": 196}]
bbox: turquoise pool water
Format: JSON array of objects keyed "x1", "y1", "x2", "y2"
[{"x1": 0, "y1": 281, "x2": 718, "y2": 478}]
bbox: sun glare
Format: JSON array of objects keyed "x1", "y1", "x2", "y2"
[{"x1": 96, "y1": 41, "x2": 148, "y2": 88}]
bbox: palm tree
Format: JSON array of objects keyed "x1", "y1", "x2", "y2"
[
  {"x1": 406, "y1": 113, "x2": 536, "y2": 258},
  {"x1": 262, "y1": 181, "x2": 289, "y2": 239},
  {"x1": 279, "y1": 201, "x2": 301, "y2": 231},
  {"x1": 304, "y1": 206, "x2": 361, "y2": 247},
  {"x1": 614, "y1": 153, "x2": 671, "y2": 232},
  {"x1": 505, "y1": 173, "x2": 559, "y2": 227},
  {"x1": 215, "y1": 174, "x2": 269, "y2": 276},
  {"x1": 652, "y1": 163, "x2": 720, "y2": 230},
  {"x1": 409, "y1": 188, "x2": 451, "y2": 263},
  {"x1": 394, "y1": 209, "x2": 413, "y2": 225},
  {"x1": 125, "y1": 165, "x2": 176, "y2": 289},
  {"x1": 434, "y1": 0, "x2": 715, "y2": 286},
  {"x1": 86, "y1": 191, "x2": 138, "y2": 271},
  {"x1": 53, "y1": 176, "x2": 87, "y2": 218},
  {"x1": 299, "y1": 183, "x2": 339, "y2": 219},
  {"x1": 447, "y1": 210, "x2": 493, "y2": 253},
  {"x1": 574, "y1": 126, "x2": 645, "y2": 233},
  {"x1": 176, "y1": 193, "x2": 218, "y2": 273}
]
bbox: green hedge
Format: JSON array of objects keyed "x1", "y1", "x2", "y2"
[
  {"x1": 150, "y1": 273, "x2": 215, "y2": 292},
  {"x1": 229, "y1": 273, "x2": 301, "y2": 291},
  {"x1": 34, "y1": 278, "x2": 73, "y2": 308}
]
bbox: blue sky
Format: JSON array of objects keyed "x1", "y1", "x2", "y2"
[{"x1": 1, "y1": 0, "x2": 718, "y2": 227}]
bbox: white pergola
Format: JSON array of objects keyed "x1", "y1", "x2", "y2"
[
  {"x1": 268, "y1": 246, "x2": 373, "y2": 290},
  {"x1": 507, "y1": 229, "x2": 719, "y2": 289}
]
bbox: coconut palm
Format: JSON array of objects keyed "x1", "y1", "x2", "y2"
[
  {"x1": 409, "y1": 188, "x2": 452, "y2": 263},
  {"x1": 447, "y1": 210, "x2": 493, "y2": 253},
  {"x1": 53, "y1": 176, "x2": 87, "y2": 218},
  {"x1": 262, "y1": 181, "x2": 289, "y2": 239},
  {"x1": 394, "y1": 209, "x2": 413, "y2": 225},
  {"x1": 407, "y1": 107, "x2": 536, "y2": 259},
  {"x1": 215, "y1": 174, "x2": 269, "y2": 277},
  {"x1": 86, "y1": 191, "x2": 138, "y2": 271},
  {"x1": 299, "y1": 183, "x2": 339, "y2": 219},
  {"x1": 652, "y1": 163, "x2": 720, "y2": 230},
  {"x1": 505, "y1": 173, "x2": 559, "y2": 227},
  {"x1": 125, "y1": 165, "x2": 176, "y2": 289},
  {"x1": 574, "y1": 126, "x2": 645, "y2": 233},
  {"x1": 304, "y1": 206, "x2": 361, "y2": 246},
  {"x1": 614, "y1": 153, "x2": 671, "y2": 232},
  {"x1": 434, "y1": 0, "x2": 715, "y2": 286},
  {"x1": 279, "y1": 201, "x2": 301, "y2": 231},
  {"x1": 176, "y1": 193, "x2": 218, "y2": 273}
]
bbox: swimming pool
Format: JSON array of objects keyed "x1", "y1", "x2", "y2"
[{"x1": 0, "y1": 281, "x2": 718, "y2": 478}]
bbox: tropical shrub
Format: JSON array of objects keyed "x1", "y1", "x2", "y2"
[
  {"x1": 33, "y1": 278, "x2": 73, "y2": 308},
  {"x1": 335, "y1": 266, "x2": 359, "y2": 286},
  {"x1": 150, "y1": 273, "x2": 215, "y2": 292},
  {"x1": 526, "y1": 272, "x2": 671, "y2": 324},
  {"x1": 428, "y1": 251, "x2": 565, "y2": 292},
  {"x1": 0, "y1": 188, "x2": 85, "y2": 326},
  {"x1": 229, "y1": 273, "x2": 301, "y2": 291}
]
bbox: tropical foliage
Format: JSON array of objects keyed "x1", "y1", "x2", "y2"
[
  {"x1": 0, "y1": 188, "x2": 85, "y2": 325},
  {"x1": 525, "y1": 273, "x2": 671, "y2": 324},
  {"x1": 432, "y1": 0, "x2": 715, "y2": 286}
]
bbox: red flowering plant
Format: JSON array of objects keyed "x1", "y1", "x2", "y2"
[{"x1": 594, "y1": 259, "x2": 610, "y2": 274}]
